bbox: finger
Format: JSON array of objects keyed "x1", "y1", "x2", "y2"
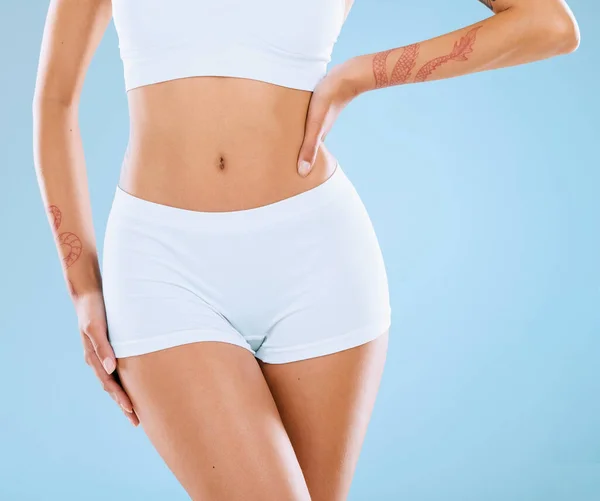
[
  {"x1": 108, "y1": 389, "x2": 139, "y2": 426},
  {"x1": 297, "y1": 102, "x2": 327, "y2": 177},
  {"x1": 122, "y1": 405, "x2": 140, "y2": 427},
  {"x1": 82, "y1": 319, "x2": 117, "y2": 376},
  {"x1": 297, "y1": 120, "x2": 323, "y2": 177},
  {"x1": 82, "y1": 335, "x2": 135, "y2": 413},
  {"x1": 125, "y1": 408, "x2": 140, "y2": 427},
  {"x1": 111, "y1": 369, "x2": 137, "y2": 419}
]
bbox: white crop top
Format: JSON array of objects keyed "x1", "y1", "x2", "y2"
[{"x1": 111, "y1": 0, "x2": 348, "y2": 92}]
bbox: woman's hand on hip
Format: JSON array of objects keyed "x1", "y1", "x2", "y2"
[
  {"x1": 297, "y1": 57, "x2": 363, "y2": 177},
  {"x1": 75, "y1": 290, "x2": 140, "y2": 427}
]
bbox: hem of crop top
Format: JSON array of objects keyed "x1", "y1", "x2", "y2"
[{"x1": 122, "y1": 40, "x2": 330, "y2": 92}]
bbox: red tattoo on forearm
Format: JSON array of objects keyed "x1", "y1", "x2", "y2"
[
  {"x1": 47, "y1": 205, "x2": 83, "y2": 269},
  {"x1": 59, "y1": 232, "x2": 83, "y2": 268},
  {"x1": 389, "y1": 43, "x2": 420, "y2": 85},
  {"x1": 371, "y1": 26, "x2": 481, "y2": 89},
  {"x1": 49, "y1": 204, "x2": 62, "y2": 231},
  {"x1": 414, "y1": 26, "x2": 482, "y2": 83},
  {"x1": 372, "y1": 49, "x2": 393, "y2": 88},
  {"x1": 372, "y1": 45, "x2": 420, "y2": 88}
]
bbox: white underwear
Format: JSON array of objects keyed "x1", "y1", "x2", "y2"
[{"x1": 102, "y1": 163, "x2": 392, "y2": 364}]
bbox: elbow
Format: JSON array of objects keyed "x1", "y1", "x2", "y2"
[
  {"x1": 550, "y1": 11, "x2": 580, "y2": 54},
  {"x1": 537, "y1": 6, "x2": 581, "y2": 55}
]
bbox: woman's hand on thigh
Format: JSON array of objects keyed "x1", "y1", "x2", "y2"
[{"x1": 75, "y1": 290, "x2": 139, "y2": 427}]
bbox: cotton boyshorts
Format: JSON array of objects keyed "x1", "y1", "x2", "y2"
[{"x1": 102, "y1": 162, "x2": 392, "y2": 364}]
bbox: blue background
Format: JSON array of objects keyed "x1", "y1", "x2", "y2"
[{"x1": 1, "y1": 1, "x2": 598, "y2": 499}]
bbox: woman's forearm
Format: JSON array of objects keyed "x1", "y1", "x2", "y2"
[
  {"x1": 33, "y1": 98, "x2": 101, "y2": 299},
  {"x1": 349, "y1": 1, "x2": 579, "y2": 94}
]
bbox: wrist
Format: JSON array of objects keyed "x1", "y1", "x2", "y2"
[
  {"x1": 342, "y1": 54, "x2": 375, "y2": 97},
  {"x1": 65, "y1": 253, "x2": 103, "y2": 300}
]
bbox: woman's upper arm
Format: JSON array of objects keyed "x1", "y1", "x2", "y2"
[{"x1": 33, "y1": 0, "x2": 112, "y2": 107}]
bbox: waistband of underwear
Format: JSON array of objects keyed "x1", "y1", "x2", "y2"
[{"x1": 110, "y1": 160, "x2": 353, "y2": 231}]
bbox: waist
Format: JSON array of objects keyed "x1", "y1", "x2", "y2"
[
  {"x1": 119, "y1": 76, "x2": 337, "y2": 212},
  {"x1": 112, "y1": 160, "x2": 350, "y2": 232}
]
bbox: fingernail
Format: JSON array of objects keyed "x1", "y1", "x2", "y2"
[
  {"x1": 121, "y1": 403, "x2": 133, "y2": 413},
  {"x1": 103, "y1": 357, "x2": 116, "y2": 374},
  {"x1": 298, "y1": 160, "x2": 311, "y2": 177}
]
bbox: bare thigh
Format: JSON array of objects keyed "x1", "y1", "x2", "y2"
[
  {"x1": 116, "y1": 341, "x2": 311, "y2": 501},
  {"x1": 259, "y1": 330, "x2": 390, "y2": 501}
]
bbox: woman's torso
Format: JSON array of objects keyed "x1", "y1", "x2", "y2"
[{"x1": 116, "y1": 0, "x2": 354, "y2": 212}]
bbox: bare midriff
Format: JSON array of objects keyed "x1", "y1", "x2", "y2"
[{"x1": 119, "y1": 75, "x2": 338, "y2": 212}]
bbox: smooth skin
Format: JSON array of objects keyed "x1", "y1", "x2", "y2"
[
  {"x1": 33, "y1": 0, "x2": 578, "y2": 499},
  {"x1": 116, "y1": 332, "x2": 389, "y2": 500}
]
